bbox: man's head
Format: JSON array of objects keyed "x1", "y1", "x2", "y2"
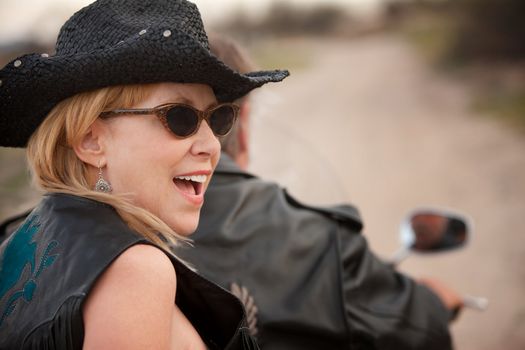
[{"x1": 209, "y1": 34, "x2": 256, "y2": 170}]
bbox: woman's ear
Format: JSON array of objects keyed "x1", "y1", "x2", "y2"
[{"x1": 73, "y1": 119, "x2": 108, "y2": 167}]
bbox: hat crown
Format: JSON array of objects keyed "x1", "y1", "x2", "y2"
[{"x1": 55, "y1": 0, "x2": 209, "y2": 55}]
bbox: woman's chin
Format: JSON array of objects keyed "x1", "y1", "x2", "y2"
[
  {"x1": 167, "y1": 217, "x2": 200, "y2": 237},
  {"x1": 152, "y1": 200, "x2": 203, "y2": 236},
  {"x1": 176, "y1": 228, "x2": 197, "y2": 237}
]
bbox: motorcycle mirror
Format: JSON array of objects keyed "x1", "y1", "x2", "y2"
[{"x1": 400, "y1": 208, "x2": 471, "y2": 253}]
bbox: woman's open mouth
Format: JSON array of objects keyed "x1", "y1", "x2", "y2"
[{"x1": 173, "y1": 174, "x2": 207, "y2": 204}]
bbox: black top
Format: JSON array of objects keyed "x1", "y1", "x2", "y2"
[
  {"x1": 174, "y1": 155, "x2": 453, "y2": 350},
  {"x1": 0, "y1": 193, "x2": 258, "y2": 350}
]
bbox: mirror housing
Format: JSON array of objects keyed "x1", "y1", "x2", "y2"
[{"x1": 400, "y1": 208, "x2": 471, "y2": 253}]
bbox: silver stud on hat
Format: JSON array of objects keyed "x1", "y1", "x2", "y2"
[
  {"x1": 163, "y1": 30, "x2": 172, "y2": 38},
  {"x1": 139, "y1": 29, "x2": 147, "y2": 35},
  {"x1": 14, "y1": 60, "x2": 22, "y2": 68},
  {"x1": 41, "y1": 53, "x2": 49, "y2": 58}
]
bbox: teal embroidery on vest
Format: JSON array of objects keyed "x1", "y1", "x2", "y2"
[{"x1": 0, "y1": 215, "x2": 59, "y2": 327}]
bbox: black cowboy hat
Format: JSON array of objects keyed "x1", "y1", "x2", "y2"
[{"x1": 0, "y1": 0, "x2": 289, "y2": 147}]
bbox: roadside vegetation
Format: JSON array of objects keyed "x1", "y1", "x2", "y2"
[
  {"x1": 384, "y1": 0, "x2": 525, "y2": 130},
  {"x1": 218, "y1": 0, "x2": 525, "y2": 130}
]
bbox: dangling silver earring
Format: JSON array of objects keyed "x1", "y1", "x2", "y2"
[{"x1": 94, "y1": 163, "x2": 112, "y2": 193}]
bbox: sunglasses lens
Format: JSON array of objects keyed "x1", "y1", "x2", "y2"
[
  {"x1": 165, "y1": 104, "x2": 237, "y2": 138},
  {"x1": 210, "y1": 105, "x2": 236, "y2": 136},
  {"x1": 166, "y1": 106, "x2": 199, "y2": 137}
]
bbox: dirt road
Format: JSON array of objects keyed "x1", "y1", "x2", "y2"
[{"x1": 249, "y1": 35, "x2": 525, "y2": 350}]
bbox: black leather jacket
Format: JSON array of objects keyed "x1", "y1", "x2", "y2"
[
  {"x1": 0, "y1": 193, "x2": 258, "y2": 350},
  {"x1": 174, "y1": 155, "x2": 453, "y2": 350}
]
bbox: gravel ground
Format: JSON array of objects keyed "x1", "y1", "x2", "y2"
[{"x1": 249, "y1": 35, "x2": 525, "y2": 350}]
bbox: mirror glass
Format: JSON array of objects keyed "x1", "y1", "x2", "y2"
[{"x1": 401, "y1": 209, "x2": 470, "y2": 253}]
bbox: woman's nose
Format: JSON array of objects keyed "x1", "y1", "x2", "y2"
[{"x1": 189, "y1": 120, "x2": 220, "y2": 158}]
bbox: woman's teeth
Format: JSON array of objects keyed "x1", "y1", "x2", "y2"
[{"x1": 175, "y1": 175, "x2": 207, "y2": 183}]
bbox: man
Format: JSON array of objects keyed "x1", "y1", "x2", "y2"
[{"x1": 173, "y1": 35, "x2": 461, "y2": 349}]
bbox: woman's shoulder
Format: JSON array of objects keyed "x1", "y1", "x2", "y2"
[
  {"x1": 82, "y1": 244, "x2": 178, "y2": 349},
  {"x1": 85, "y1": 243, "x2": 177, "y2": 306},
  {"x1": 96, "y1": 244, "x2": 177, "y2": 292}
]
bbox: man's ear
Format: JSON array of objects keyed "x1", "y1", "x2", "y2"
[
  {"x1": 235, "y1": 101, "x2": 250, "y2": 170},
  {"x1": 72, "y1": 119, "x2": 108, "y2": 168}
]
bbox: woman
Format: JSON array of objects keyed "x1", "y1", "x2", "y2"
[{"x1": 0, "y1": 0, "x2": 288, "y2": 349}]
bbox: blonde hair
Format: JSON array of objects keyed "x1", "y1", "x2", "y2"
[{"x1": 26, "y1": 85, "x2": 187, "y2": 249}]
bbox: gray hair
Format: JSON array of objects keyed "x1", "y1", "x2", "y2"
[{"x1": 209, "y1": 34, "x2": 256, "y2": 158}]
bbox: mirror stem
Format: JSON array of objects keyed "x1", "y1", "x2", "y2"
[{"x1": 388, "y1": 246, "x2": 411, "y2": 267}]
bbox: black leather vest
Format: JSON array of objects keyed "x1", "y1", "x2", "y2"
[{"x1": 0, "y1": 193, "x2": 258, "y2": 350}]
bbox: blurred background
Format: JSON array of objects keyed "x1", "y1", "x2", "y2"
[{"x1": 1, "y1": 0, "x2": 524, "y2": 349}]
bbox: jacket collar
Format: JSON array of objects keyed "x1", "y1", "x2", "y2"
[
  {"x1": 214, "y1": 154, "x2": 363, "y2": 230},
  {"x1": 215, "y1": 153, "x2": 256, "y2": 179}
]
